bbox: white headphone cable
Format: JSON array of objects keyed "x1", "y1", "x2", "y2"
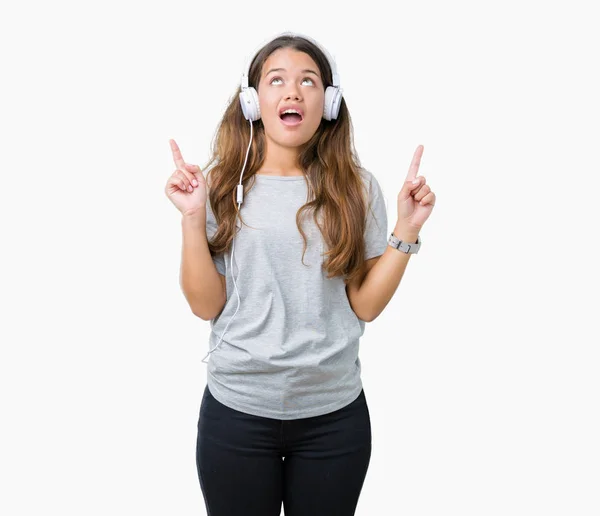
[{"x1": 201, "y1": 118, "x2": 253, "y2": 364}]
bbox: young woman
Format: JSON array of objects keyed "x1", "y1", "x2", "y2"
[{"x1": 165, "y1": 31, "x2": 435, "y2": 516}]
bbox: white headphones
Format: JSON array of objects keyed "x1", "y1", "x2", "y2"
[
  {"x1": 238, "y1": 31, "x2": 344, "y2": 122},
  {"x1": 202, "y1": 32, "x2": 342, "y2": 364}
]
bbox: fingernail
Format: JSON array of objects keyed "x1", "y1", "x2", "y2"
[
  {"x1": 412, "y1": 178, "x2": 420, "y2": 184},
  {"x1": 192, "y1": 179, "x2": 198, "y2": 186}
]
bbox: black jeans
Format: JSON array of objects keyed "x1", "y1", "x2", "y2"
[{"x1": 196, "y1": 384, "x2": 372, "y2": 516}]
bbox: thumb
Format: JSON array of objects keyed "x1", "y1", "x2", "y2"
[
  {"x1": 398, "y1": 177, "x2": 422, "y2": 201},
  {"x1": 185, "y1": 163, "x2": 203, "y2": 177}
]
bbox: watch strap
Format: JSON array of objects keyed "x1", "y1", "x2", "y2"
[{"x1": 388, "y1": 232, "x2": 421, "y2": 254}]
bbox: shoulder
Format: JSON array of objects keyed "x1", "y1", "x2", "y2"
[
  {"x1": 357, "y1": 166, "x2": 384, "y2": 202},
  {"x1": 357, "y1": 166, "x2": 373, "y2": 185},
  {"x1": 202, "y1": 159, "x2": 219, "y2": 187},
  {"x1": 356, "y1": 166, "x2": 373, "y2": 195}
]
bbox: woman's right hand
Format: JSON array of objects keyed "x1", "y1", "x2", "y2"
[{"x1": 165, "y1": 139, "x2": 207, "y2": 216}]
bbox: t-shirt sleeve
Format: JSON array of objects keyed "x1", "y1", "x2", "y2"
[
  {"x1": 205, "y1": 193, "x2": 227, "y2": 276},
  {"x1": 364, "y1": 172, "x2": 389, "y2": 260}
]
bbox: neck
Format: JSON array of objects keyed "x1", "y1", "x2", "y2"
[{"x1": 259, "y1": 135, "x2": 303, "y2": 176}]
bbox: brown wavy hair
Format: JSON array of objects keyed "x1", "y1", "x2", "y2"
[{"x1": 202, "y1": 34, "x2": 373, "y2": 285}]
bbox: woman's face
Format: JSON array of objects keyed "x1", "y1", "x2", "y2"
[{"x1": 257, "y1": 47, "x2": 325, "y2": 149}]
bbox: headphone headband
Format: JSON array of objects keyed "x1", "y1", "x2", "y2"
[{"x1": 240, "y1": 31, "x2": 340, "y2": 90}]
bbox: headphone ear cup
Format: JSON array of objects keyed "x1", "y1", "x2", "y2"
[
  {"x1": 323, "y1": 86, "x2": 343, "y2": 120},
  {"x1": 239, "y1": 87, "x2": 261, "y2": 121}
]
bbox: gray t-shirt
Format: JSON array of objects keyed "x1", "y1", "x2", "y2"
[{"x1": 203, "y1": 167, "x2": 388, "y2": 419}]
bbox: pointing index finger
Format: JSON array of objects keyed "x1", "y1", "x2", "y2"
[
  {"x1": 406, "y1": 145, "x2": 424, "y2": 181},
  {"x1": 169, "y1": 139, "x2": 187, "y2": 170}
]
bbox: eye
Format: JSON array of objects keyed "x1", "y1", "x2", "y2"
[{"x1": 270, "y1": 76, "x2": 315, "y2": 86}]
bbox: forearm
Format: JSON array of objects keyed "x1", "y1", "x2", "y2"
[
  {"x1": 180, "y1": 211, "x2": 225, "y2": 320},
  {"x1": 359, "y1": 225, "x2": 420, "y2": 322}
]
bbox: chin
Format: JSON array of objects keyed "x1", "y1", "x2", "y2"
[
  {"x1": 266, "y1": 128, "x2": 310, "y2": 146},
  {"x1": 281, "y1": 132, "x2": 314, "y2": 146}
]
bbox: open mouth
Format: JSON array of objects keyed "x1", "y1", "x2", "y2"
[{"x1": 279, "y1": 112, "x2": 304, "y2": 126}]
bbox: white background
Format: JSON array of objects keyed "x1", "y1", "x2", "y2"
[{"x1": 1, "y1": 0, "x2": 599, "y2": 514}]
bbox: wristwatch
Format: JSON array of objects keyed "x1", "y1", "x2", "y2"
[{"x1": 388, "y1": 232, "x2": 421, "y2": 254}]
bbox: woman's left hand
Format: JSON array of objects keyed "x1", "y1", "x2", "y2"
[{"x1": 396, "y1": 145, "x2": 436, "y2": 231}]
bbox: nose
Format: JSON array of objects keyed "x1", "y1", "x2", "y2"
[{"x1": 284, "y1": 85, "x2": 302, "y2": 101}]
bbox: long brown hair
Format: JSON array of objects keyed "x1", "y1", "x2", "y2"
[{"x1": 203, "y1": 34, "x2": 374, "y2": 285}]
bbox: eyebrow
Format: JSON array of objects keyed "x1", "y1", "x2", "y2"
[{"x1": 264, "y1": 67, "x2": 320, "y2": 78}]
